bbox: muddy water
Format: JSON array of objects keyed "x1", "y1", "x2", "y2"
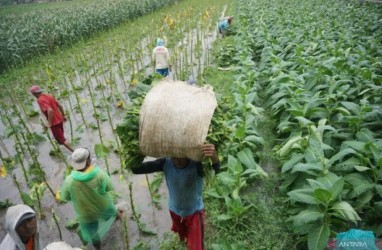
[
  {"x1": 0, "y1": 112, "x2": 171, "y2": 248},
  {"x1": 0, "y1": 15, "x2": 221, "y2": 250}
]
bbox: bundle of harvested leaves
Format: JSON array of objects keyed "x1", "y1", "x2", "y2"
[{"x1": 116, "y1": 82, "x2": 230, "y2": 169}]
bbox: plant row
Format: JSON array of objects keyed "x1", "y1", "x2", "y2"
[
  {"x1": 0, "y1": 0, "x2": 182, "y2": 72},
  {"x1": 232, "y1": 0, "x2": 382, "y2": 249}
]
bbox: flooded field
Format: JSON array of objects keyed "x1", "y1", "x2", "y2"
[{"x1": 0, "y1": 6, "x2": 223, "y2": 248}]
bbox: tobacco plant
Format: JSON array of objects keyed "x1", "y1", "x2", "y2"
[{"x1": 231, "y1": 0, "x2": 382, "y2": 248}]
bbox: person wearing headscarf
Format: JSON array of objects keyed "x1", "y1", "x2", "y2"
[
  {"x1": 152, "y1": 38, "x2": 171, "y2": 77},
  {"x1": 0, "y1": 204, "x2": 41, "y2": 250},
  {"x1": 61, "y1": 147, "x2": 117, "y2": 250}
]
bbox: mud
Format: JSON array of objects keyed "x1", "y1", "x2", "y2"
[{"x1": 0, "y1": 9, "x2": 222, "y2": 249}]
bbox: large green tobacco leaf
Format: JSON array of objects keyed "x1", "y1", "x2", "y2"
[
  {"x1": 270, "y1": 73, "x2": 291, "y2": 85},
  {"x1": 347, "y1": 183, "x2": 375, "y2": 199},
  {"x1": 288, "y1": 189, "x2": 318, "y2": 205},
  {"x1": 313, "y1": 189, "x2": 332, "y2": 206},
  {"x1": 279, "y1": 135, "x2": 306, "y2": 157},
  {"x1": 330, "y1": 201, "x2": 360, "y2": 222},
  {"x1": 236, "y1": 148, "x2": 257, "y2": 169},
  {"x1": 376, "y1": 185, "x2": 382, "y2": 198},
  {"x1": 307, "y1": 179, "x2": 328, "y2": 190},
  {"x1": 315, "y1": 173, "x2": 341, "y2": 189},
  {"x1": 227, "y1": 155, "x2": 243, "y2": 175},
  {"x1": 342, "y1": 141, "x2": 366, "y2": 152},
  {"x1": 308, "y1": 223, "x2": 330, "y2": 250},
  {"x1": 295, "y1": 116, "x2": 314, "y2": 126},
  {"x1": 306, "y1": 176, "x2": 344, "y2": 203},
  {"x1": 235, "y1": 125, "x2": 246, "y2": 140},
  {"x1": 344, "y1": 173, "x2": 373, "y2": 188},
  {"x1": 291, "y1": 162, "x2": 323, "y2": 174},
  {"x1": 304, "y1": 147, "x2": 322, "y2": 163},
  {"x1": 281, "y1": 153, "x2": 305, "y2": 173},
  {"x1": 340, "y1": 102, "x2": 360, "y2": 114},
  {"x1": 328, "y1": 148, "x2": 357, "y2": 166},
  {"x1": 243, "y1": 135, "x2": 264, "y2": 145},
  {"x1": 354, "y1": 190, "x2": 374, "y2": 210},
  {"x1": 237, "y1": 148, "x2": 268, "y2": 177},
  {"x1": 293, "y1": 207, "x2": 324, "y2": 227},
  {"x1": 329, "y1": 178, "x2": 344, "y2": 202}
]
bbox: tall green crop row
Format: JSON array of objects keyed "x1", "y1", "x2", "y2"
[
  {"x1": 0, "y1": 0, "x2": 182, "y2": 72},
  {"x1": 234, "y1": 0, "x2": 382, "y2": 249}
]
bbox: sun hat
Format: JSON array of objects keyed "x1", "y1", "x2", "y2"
[
  {"x1": 157, "y1": 38, "x2": 164, "y2": 46},
  {"x1": 71, "y1": 148, "x2": 90, "y2": 170},
  {"x1": 30, "y1": 85, "x2": 42, "y2": 94},
  {"x1": 16, "y1": 212, "x2": 36, "y2": 228}
]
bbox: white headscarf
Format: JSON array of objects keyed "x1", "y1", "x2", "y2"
[{"x1": 0, "y1": 204, "x2": 41, "y2": 250}]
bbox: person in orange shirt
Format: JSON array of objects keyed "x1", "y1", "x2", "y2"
[
  {"x1": 0, "y1": 204, "x2": 41, "y2": 250},
  {"x1": 30, "y1": 85, "x2": 73, "y2": 152}
]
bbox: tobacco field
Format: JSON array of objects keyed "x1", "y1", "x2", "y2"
[{"x1": 0, "y1": 0, "x2": 381, "y2": 249}]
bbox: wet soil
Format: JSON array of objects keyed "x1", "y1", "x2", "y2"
[{"x1": 0, "y1": 12, "x2": 221, "y2": 250}]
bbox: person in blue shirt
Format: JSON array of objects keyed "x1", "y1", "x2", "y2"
[
  {"x1": 218, "y1": 16, "x2": 233, "y2": 38},
  {"x1": 131, "y1": 144, "x2": 220, "y2": 250}
]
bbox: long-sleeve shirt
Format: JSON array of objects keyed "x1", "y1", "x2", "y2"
[
  {"x1": 152, "y1": 46, "x2": 170, "y2": 69},
  {"x1": 132, "y1": 158, "x2": 220, "y2": 217}
]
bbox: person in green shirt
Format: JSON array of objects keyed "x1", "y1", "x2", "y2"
[{"x1": 61, "y1": 148, "x2": 117, "y2": 250}]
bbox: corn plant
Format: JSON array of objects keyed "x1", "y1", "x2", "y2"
[{"x1": 0, "y1": 0, "x2": 182, "y2": 72}]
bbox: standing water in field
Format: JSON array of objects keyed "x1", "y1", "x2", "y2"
[{"x1": 0, "y1": 7, "x2": 223, "y2": 250}]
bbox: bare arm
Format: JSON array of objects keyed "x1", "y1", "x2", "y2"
[
  {"x1": 47, "y1": 108, "x2": 54, "y2": 127},
  {"x1": 131, "y1": 158, "x2": 165, "y2": 174},
  {"x1": 58, "y1": 103, "x2": 67, "y2": 121},
  {"x1": 58, "y1": 103, "x2": 64, "y2": 115}
]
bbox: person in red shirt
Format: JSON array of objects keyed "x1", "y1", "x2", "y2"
[{"x1": 30, "y1": 85, "x2": 74, "y2": 152}]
